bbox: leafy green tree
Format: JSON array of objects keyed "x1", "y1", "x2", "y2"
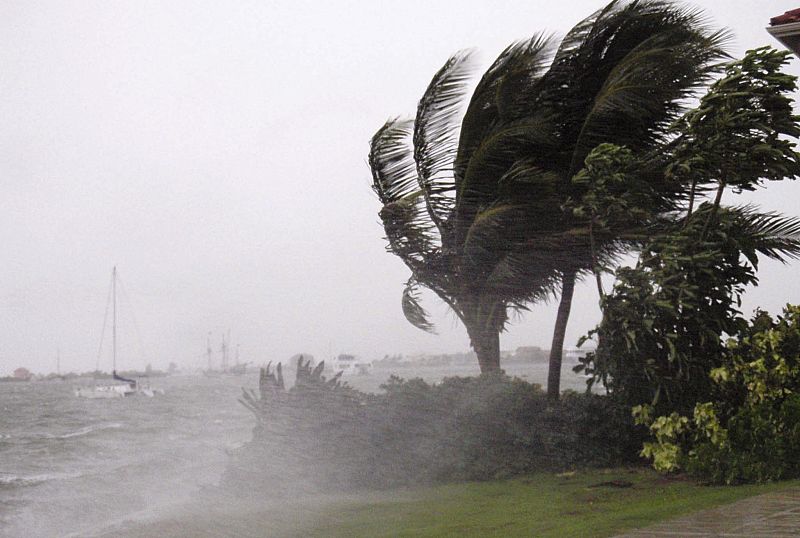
[
  {"x1": 565, "y1": 143, "x2": 658, "y2": 300},
  {"x1": 576, "y1": 47, "x2": 800, "y2": 411},
  {"x1": 370, "y1": 0, "x2": 727, "y2": 379},
  {"x1": 670, "y1": 46, "x2": 800, "y2": 225},
  {"x1": 578, "y1": 205, "x2": 800, "y2": 412}
]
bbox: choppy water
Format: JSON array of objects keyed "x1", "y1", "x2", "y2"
[
  {"x1": 0, "y1": 361, "x2": 586, "y2": 537},
  {"x1": 0, "y1": 375, "x2": 255, "y2": 537}
]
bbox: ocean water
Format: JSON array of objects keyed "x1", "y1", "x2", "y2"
[
  {"x1": 0, "y1": 361, "x2": 587, "y2": 537},
  {"x1": 0, "y1": 375, "x2": 255, "y2": 538}
]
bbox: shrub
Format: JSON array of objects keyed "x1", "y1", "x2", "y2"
[
  {"x1": 635, "y1": 305, "x2": 800, "y2": 483},
  {"x1": 576, "y1": 206, "x2": 759, "y2": 416},
  {"x1": 223, "y1": 359, "x2": 641, "y2": 497}
]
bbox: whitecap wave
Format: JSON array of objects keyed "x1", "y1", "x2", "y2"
[
  {"x1": 51, "y1": 423, "x2": 124, "y2": 440},
  {"x1": 0, "y1": 471, "x2": 82, "y2": 488}
]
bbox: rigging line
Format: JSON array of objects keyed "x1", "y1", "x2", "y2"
[
  {"x1": 95, "y1": 270, "x2": 114, "y2": 371},
  {"x1": 115, "y1": 272, "x2": 149, "y2": 364}
]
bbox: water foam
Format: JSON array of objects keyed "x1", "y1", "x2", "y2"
[
  {"x1": 52, "y1": 423, "x2": 124, "y2": 440},
  {"x1": 0, "y1": 471, "x2": 82, "y2": 488}
]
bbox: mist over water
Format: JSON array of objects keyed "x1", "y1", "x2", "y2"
[
  {"x1": 0, "y1": 362, "x2": 586, "y2": 537},
  {"x1": 0, "y1": 375, "x2": 252, "y2": 537}
]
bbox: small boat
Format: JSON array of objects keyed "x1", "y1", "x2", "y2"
[
  {"x1": 76, "y1": 267, "x2": 163, "y2": 398},
  {"x1": 74, "y1": 381, "x2": 132, "y2": 399}
]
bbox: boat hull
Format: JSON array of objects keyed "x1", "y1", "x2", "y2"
[{"x1": 74, "y1": 384, "x2": 133, "y2": 399}]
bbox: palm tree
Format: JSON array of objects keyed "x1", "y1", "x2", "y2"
[
  {"x1": 452, "y1": 0, "x2": 729, "y2": 395},
  {"x1": 370, "y1": 0, "x2": 729, "y2": 378},
  {"x1": 370, "y1": 48, "x2": 562, "y2": 373}
]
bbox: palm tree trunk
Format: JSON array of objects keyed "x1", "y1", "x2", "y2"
[
  {"x1": 685, "y1": 177, "x2": 698, "y2": 222},
  {"x1": 476, "y1": 330, "x2": 501, "y2": 374},
  {"x1": 547, "y1": 271, "x2": 576, "y2": 400},
  {"x1": 466, "y1": 322, "x2": 501, "y2": 374},
  {"x1": 589, "y1": 220, "x2": 604, "y2": 299}
]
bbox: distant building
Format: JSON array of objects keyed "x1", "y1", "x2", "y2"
[
  {"x1": 13, "y1": 367, "x2": 32, "y2": 381},
  {"x1": 330, "y1": 354, "x2": 372, "y2": 375}
]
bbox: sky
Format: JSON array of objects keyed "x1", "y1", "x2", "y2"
[{"x1": 3, "y1": 0, "x2": 800, "y2": 374}]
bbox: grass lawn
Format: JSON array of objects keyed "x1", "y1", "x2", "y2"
[{"x1": 303, "y1": 468, "x2": 799, "y2": 537}]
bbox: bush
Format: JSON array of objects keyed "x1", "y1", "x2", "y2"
[
  {"x1": 635, "y1": 305, "x2": 800, "y2": 483},
  {"x1": 576, "y1": 205, "x2": 759, "y2": 416},
  {"x1": 223, "y1": 359, "x2": 641, "y2": 497}
]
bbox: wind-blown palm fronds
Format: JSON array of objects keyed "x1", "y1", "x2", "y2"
[
  {"x1": 414, "y1": 51, "x2": 475, "y2": 234},
  {"x1": 722, "y1": 205, "x2": 800, "y2": 265},
  {"x1": 370, "y1": 1, "x2": 730, "y2": 376}
]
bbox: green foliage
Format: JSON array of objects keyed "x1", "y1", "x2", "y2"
[
  {"x1": 577, "y1": 206, "x2": 762, "y2": 413},
  {"x1": 568, "y1": 143, "x2": 655, "y2": 240},
  {"x1": 225, "y1": 359, "x2": 640, "y2": 496},
  {"x1": 576, "y1": 47, "x2": 800, "y2": 414},
  {"x1": 636, "y1": 305, "x2": 800, "y2": 483},
  {"x1": 577, "y1": 50, "x2": 800, "y2": 475},
  {"x1": 669, "y1": 47, "x2": 800, "y2": 195},
  {"x1": 374, "y1": 375, "x2": 641, "y2": 481},
  {"x1": 565, "y1": 143, "x2": 658, "y2": 295}
]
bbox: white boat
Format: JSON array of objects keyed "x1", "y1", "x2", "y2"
[
  {"x1": 75, "y1": 383, "x2": 133, "y2": 399},
  {"x1": 75, "y1": 267, "x2": 163, "y2": 399}
]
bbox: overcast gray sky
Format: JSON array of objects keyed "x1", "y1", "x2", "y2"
[{"x1": 3, "y1": 0, "x2": 800, "y2": 374}]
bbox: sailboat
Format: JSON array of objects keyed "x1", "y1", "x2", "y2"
[
  {"x1": 202, "y1": 331, "x2": 249, "y2": 375},
  {"x1": 75, "y1": 267, "x2": 162, "y2": 398}
]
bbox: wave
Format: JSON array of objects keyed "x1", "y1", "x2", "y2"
[
  {"x1": 51, "y1": 423, "x2": 123, "y2": 440},
  {"x1": 0, "y1": 471, "x2": 82, "y2": 488}
]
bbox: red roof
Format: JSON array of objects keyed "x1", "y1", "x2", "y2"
[{"x1": 771, "y1": 8, "x2": 800, "y2": 26}]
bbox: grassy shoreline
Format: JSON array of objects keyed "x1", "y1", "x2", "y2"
[
  {"x1": 303, "y1": 468, "x2": 799, "y2": 537},
  {"x1": 95, "y1": 468, "x2": 799, "y2": 537}
]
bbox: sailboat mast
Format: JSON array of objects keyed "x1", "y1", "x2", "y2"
[
  {"x1": 112, "y1": 266, "x2": 117, "y2": 372},
  {"x1": 206, "y1": 332, "x2": 212, "y2": 370},
  {"x1": 220, "y1": 332, "x2": 229, "y2": 371}
]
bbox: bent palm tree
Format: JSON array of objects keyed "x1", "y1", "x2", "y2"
[
  {"x1": 370, "y1": 45, "x2": 562, "y2": 372},
  {"x1": 454, "y1": 1, "x2": 728, "y2": 388},
  {"x1": 370, "y1": 0, "x2": 729, "y2": 378}
]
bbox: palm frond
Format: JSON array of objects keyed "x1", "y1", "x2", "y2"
[
  {"x1": 461, "y1": 203, "x2": 564, "y2": 305},
  {"x1": 726, "y1": 205, "x2": 800, "y2": 263},
  {"x1": 414, "y1": 51, "x2": 476, "y2": 234},
  {"x1": 549, "y1": 0, "x2": 622, "y2": 67},
  {"x1": 370, "y1": 119, "x2": 440, "y2": 265},
  {"x1": 370, "y1": 118, "x2": 418, "y2": 205},
  {"x1": 401, "y1": 277, "x2": 436, "y2": 334},
  {"x1": 484, "y1": 250, "x2": 564, "y2": 306},
  {"x1": 455, "y1": 33, "x2": 554, "y2": 186},
  {"x1": 568, "y1": 26, "x2": 730, "y2": 175},
  {"x1": 544, "y1": 2, "x2": 731, "y2": 176},
  {"x1": 454, "y1": 115, "x2": 559, "y2": 246}
]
